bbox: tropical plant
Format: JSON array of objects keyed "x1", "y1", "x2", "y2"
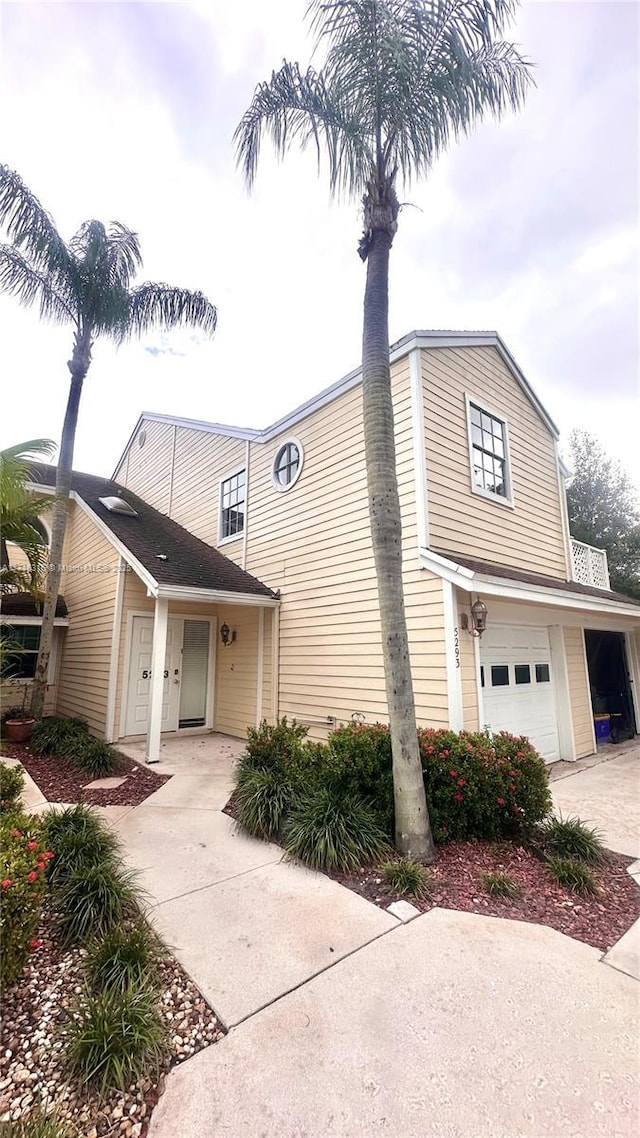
[
  {"x1": 0, "y1": 816, "x2": 51, "y2": 988},
  {"x1": 64, "y1": 981, "x2": 167, "y2": 1094},
  {"x1": 54, "y1": 862, "x2": 140, "y2": 945},
  {"x1": 235, "y1": 766, "x2": 301, "y2": 840},
  {"x1": 543, "y1": 814, "x2": 606, "y2": 865},
  {"x1": 481, "y1": 870, "x2": 523, "y2": 898},
  {"x1": 42, "y1": 803, "x2": 120, "y2": 888},
  {"x1": 381, "y1": 856, "x2": 431, "y2": 897},
  {"x1": 86, "y1": 921, "x2": 163, "y2": 994},
  {"x1": 65, "y1": 733, "x2": 118, "y2": 778},
  {"x1": 31, "y1": 714, "x2": 89, "y2": 755},
  {"x1": 546, "y1": 855, "x2": 600, "y2": 897},
  {"x1": 0, "y1": 438, "x2": 55, "y2": 595},
  {"x1": 284, "y1": 787, "x2": 389, "y2": 871},
  {"x1": 0, "y1": 165, "x2": 218, "y2": 718},
  {"x1": 0, "y1": 760, "x2": 25, "y2": 811},
  {"x1": 235, "y1": 0, "x2": 532, "y2": 858}
]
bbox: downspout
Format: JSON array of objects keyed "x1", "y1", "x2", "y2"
[{"x1": 242, "y1": 438, "x2": 251, "y2": 571}]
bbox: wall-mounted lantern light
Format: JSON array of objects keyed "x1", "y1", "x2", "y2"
[
  {"x1": 220, "y1": 622, "x2": 236, "y2": 647},
  {"x1": 460, "y1": 597, "x2": 488, "y2": 638}
]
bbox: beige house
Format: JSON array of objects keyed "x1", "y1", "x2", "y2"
[{"x1": 4, "y1": 329, "x2": 639, "y2": 763}]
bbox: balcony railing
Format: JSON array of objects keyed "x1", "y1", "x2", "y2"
[{"x1": 570, "y1": 538, "x2": 610, "y2": 590}]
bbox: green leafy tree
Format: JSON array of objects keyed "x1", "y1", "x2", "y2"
[
  {"x1": 566, "y1": 430, "x2": 640, "y2": 598},
  {"x1": 1, "y1": 438, "x2": 55, "y2": 595},
  {"x1": 0, "y1": 167, "x2": 218, "y2": 718},
  {"x1": 235, "y1": 0, "x2": 532, "y2": 858}
]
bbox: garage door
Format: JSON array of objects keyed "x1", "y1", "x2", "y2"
[{"x1": 480, "y1": 624, "x2": 560, "y2": 762}]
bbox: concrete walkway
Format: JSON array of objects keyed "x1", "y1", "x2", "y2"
[{"x1": 551, "y1": 744, "x2": 640, "y2": 857}]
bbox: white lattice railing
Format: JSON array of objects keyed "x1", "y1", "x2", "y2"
[{"x1": 570, "y1": 538, "x2": 610, "y2": 590}]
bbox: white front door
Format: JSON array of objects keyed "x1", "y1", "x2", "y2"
[
  {"x1": 125, "y1": 616, "x2": 183, "y2": 736},
  {"x1": 480, "y1": 624, "x2": 560, "y2": 762}
]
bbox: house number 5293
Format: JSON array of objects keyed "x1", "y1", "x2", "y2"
[
  {"x1": 453, "y1": 627, "x2": 461, "y2": 669},
  {"x1": 141, "y1": 669, "x2": 169, "y2": 679}
]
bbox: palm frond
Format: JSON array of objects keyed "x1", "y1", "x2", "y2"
[
  {"x1": 0, "y1": 164, "x2": 73, "y2": 281},
  {"x1": 0, "y1": 245, "x2": 75, "y2": 323},
  {"x1": 104, "y1": 222, "x2": 143, "y2": 289},
  {"x1": 234, "y1": 60, "x2": 370, "y2": 195},
  {"x1": 127, "y1": 283, "x2": 217, "y2": 338}
]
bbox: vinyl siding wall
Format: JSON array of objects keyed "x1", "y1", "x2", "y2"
[
  {"x1": 113, "y1": 570, "x2": 270, "y2": 740},
  {"x1": 115, "y1": 419, "x2": 175, "y2": 515},
  {"x1": 55, "y1": 504, "x2": 120, "y2": 736},
  {"x1": 422, "y1": 346, "x2": 567, "y2": 578},
  {"x1": 456, "y1": 590, "x2": 480, "y2": 731},
  {"x1": 563, "y1": 627, "x2": 594, "y2": 758}
]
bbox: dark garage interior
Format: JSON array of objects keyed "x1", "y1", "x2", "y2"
[{"x1": 585, "y1": 630, "x2": 637, "y2": 743}]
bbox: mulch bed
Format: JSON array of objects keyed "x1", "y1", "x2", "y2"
[
  {"x1": 3, "y1": 742, "x2": 170, "y2": 807},
  {"x1": 0, "y1": 910, "x2": 223, "y2": 1135},
  {"x1": 334, "y1": 839, "x2": 640, "y2": 953}
]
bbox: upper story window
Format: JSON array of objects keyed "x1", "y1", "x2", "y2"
[
  {"x1": 219, "y1": 468, "x2": 246, "y2": 542},
  {"x1": 467, "y1": 398, "x2": 513, "y2": 506},
  {"x1": 272, "y1": 439, "x2": 304, "y2": 492}
]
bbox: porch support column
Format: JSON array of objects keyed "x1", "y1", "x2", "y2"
[{"x1": 146, "y1": 596, "x2": 168, "y2": 764}]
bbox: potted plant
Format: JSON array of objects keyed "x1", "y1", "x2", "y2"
[{"x1": 2, "y1": 684, "x2": 35, "y2": 743}]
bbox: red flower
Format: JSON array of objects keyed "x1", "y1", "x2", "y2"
[
  {"x1": 454, "y1": 792, "x2": 464, "y2": 803},
  {"x1": 449, "y1": 770, "x2": 458, "y2": 778},
  {"x1": 27, "y1": 871, "x2": 38, "y2": 883},
  {"x1": 457, "y1": 778, "x2": 466, "y2": 787},
  {"x1": 37, "y1": 862, "x2": 46, "y2": 872},
  {"x1": 509, "y1": 783, "x2": 516, "y2": 791},
  {"x1": 29, "y1": 939, "x2": 42, "y2": 950},
  {"x1": 1, "y1": 879, "x2": 12, "y2": 889},
  {"x1": 11, "y1": 829, "x2": 22, "y2": 839},
  {"x1": 27, "y1": 840, "x2": 39, "y2": 852},
  {"x1": 440, "y1": 749, "x2": 450, "y2": 758},
  {"x1": 426, "y1": 746, "x2": 435, "y2": 755},
  {"x1": 496, "y1": 797, "x2": 506, "y2": 806},
  {"x1": 42, "y1": 851, "x2": 54, "y2": 860},
  {"x1": 509, "y1": 770, "x2": 518, "y2": 778}
]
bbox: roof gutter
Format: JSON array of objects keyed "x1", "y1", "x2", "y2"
[{"x1": 155, "y1": 585, "x2": 280, "y2": 607}]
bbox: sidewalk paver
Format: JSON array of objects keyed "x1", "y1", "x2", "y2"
[
  {"x1": 551, "y1": 749, "x2": 640, "y2": 857},
  {"x1": 149, "y1": 908, "x2": 640, "y2": 1138},
  {"x1": 151, "y1": 858, "x2": 397, "y2": 1026},
  {"x1": 603, "y1": 916, "x2": 640, "y2": 981}
]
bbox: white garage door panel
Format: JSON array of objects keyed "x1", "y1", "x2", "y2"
[{"x1": 480, "y1": 624, "x2": 560, "y2": 763}]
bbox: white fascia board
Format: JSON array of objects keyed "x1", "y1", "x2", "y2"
[
  {"x1": 70, "y1": 494, "x2": 160, "y2": 595},
  {"x1": 0, "y1": 616, "x2": 69, "y2": 627},
  {"x1": 419, "y1": 547, "x2": 475, "y2": 583},
  {"x1": 155, "y1": 584, "x2": 280, "y2": 607}
]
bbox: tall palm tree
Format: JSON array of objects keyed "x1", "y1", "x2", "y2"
[
  {"x1": 0, "y1": 167, "x2": 218, "y2": 719},
  {"x1": 235, "y1": 0, "x2": 532, "y2": 859},
  {"x1": 1, "y1": 438, "x2": 55, "y2": 595}
]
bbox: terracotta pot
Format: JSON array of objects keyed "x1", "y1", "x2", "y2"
[{"x1": 4, "y1": 718, "x2": 35, "y2": 743}]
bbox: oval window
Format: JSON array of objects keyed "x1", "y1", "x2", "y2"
[{"x1": 272, "y1": 439, "x2": 303, "y2": 491}]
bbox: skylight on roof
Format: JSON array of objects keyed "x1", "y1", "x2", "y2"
[{"x1": 99, "y1": 496, "x2": 138, "y2": 517}]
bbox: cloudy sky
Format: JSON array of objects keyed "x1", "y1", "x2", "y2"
[{"x1": 1, "y1": 0, "x2": 638, "y2": 484}]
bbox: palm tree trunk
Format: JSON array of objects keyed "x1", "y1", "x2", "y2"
[
  {"x1": 30, "y1": 356, "x2": 86, "y2": 719},
  {"x1": 362, "y1": 228, "x2": 435, "y2": 861}
]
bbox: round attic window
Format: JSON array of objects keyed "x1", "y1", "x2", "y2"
[
  {"x1": 272, "y1": 439, "x2": 303, "y2": 491},
  {"x1": 138, "y1": 429, "x2": 147, "y2": 448}
]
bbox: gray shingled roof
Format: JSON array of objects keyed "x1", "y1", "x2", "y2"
[
  {"x1": 1, "y1": 592, "x2": 69, "y2": 618},
  {"x1": 29, "y1": 464, "x2": 277, "y2": 599},
  {"x1": 436, "y1": 550, "x2": 640, "y2": 608}
]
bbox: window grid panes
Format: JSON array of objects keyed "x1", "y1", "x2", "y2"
[
  {"x1": 535, "y1": 663, "x2": 551, "y2": 683},
  {"x1": 514, "y1": 664, "x2": 531, "y2": 685},
  {"x1": 3, "y1": 625, "x2": 41, "y2": 679},
  {"x1": 220, "y1": 470, "x2": 246, "y2": 539},
  {"x1": 470, "y1": 403, "x2": 508, "y2": 498},
  {"x1": 491, "y1": 665, "x2": 510, "y2": 687},
  {"x1": 274, "y1": 442, "x2": 300, "y2": 488}
]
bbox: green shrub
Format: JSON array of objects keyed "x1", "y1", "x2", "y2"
[
  {"x1": 235, "y1": 767, "x2": 301, "y2": 840},
  {"x1": 65, "y1": 982, "x2": 167, "y2": 1095},
  {"x1": 242, "y1": 717, "x2": 308, "y2": 774},
  {"x1": 0, "y1": 1113, "x2": 73, "y2": 1138},
  {"x1": 54, "y1": 862, "x2": 140, "y2": 946},
  {"x1": 481, "y1": 870, "x2": 523, "y2": 899},
  {"x1": 86, "y1": 921, "x2": 163, "y2": 994},
  {"x1": 42, "y1": 805, "x2": 120, "y2": 888},
  {"x1": 65, "y1": 734, "x2": 117, "y2": 777},
  {"x1": 323, "y1": 723, "x2": 394, "y2": 833},
  {"x1": 419, "y1": 728, "x2": 552, "y2": 842},
  {"x1": 31, "y1": 715, "x2": 89, "y2": 755},
  {"x1": 0, "y1": 816, "x2": 51, "y2": 988},
  {"x1": 381, "y1": 857, "x2": 431, "y2": 897},
  {"x1": 546, "y1": 856, "x2": 600, "y2": 897},
  {"x1": 543, "y1": 814, "x2": 606, "y2": 865},
  {"x1": 0, "y1": 761, "x2": 25, "y2": 811},
  {"x1": 284, "y1": 787, "x2": 389, "y2": 872}
]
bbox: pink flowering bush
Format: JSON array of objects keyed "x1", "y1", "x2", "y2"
[{"x1": 0, "y1": 814, "x2": 53, "y2": 988}]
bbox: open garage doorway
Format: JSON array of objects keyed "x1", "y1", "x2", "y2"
[{"x1": 584, "y1": 630, "x2": 637, "y2": 743}]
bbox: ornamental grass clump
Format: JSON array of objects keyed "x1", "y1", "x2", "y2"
[
  {"x1": 31, "y1": 715, "x2": 89, "y2": 755},
  {"x1": 54, "y1": 862, "x2": 141, "y2": 946},
  {"x1": 65, "y1": 734, "x2": 118, "y2": 778},
  {"x1": 481, "y1": 870, "x2": 523, "y2": 899},
  {"x1": 546, "y1": 855, "x2": 600, "y2": 897},
  {"x1": 235, "y1": 766, "x2": 301, "y2": 840},
  {"x1": 42, "y1": 805, "x2": 120, "y2": 888},
  {"x1": 284, "y1": 787, "x2": 389, "y2": 872},
  {"x1": 64, "y1": 982, "x2": 167, "y2": 1095},
  {"x1": 543, "y1": 814, "x2": 606, "y2": 865},
  {"x1": 86, "y1": 921, "x2": 163, "y2": 995},
  {"x1": 381, "y1": 857, "x2": 431, "y2": 898},
  {"x1": 0, "y1": 1112, "x2": 74, "y2": 1138},
  {"x1": 0, "y1": 815, "x2": 53, "y2": 988}
]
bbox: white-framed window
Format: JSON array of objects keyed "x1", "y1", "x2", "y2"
[
  {"x1": 271, "y1": 438, "x2": 304, "y2": 492},
  {"x1": 465, "y1": 395, "x2": 513, "y2": 506},
  {"x1": 218, "y1": 468, "x2": 246, "y2": 543},
  {"x1": 2, "y1": 624, "x2": 41, "y2": 679}
]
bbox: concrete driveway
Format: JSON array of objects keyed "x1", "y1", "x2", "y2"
[{"x1": 551, "y1": 745, "x2": 640, "y2": 857}]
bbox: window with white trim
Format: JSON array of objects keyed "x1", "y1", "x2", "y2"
[
  {"x1": 219, "y1": 469, "x2": 246, "y2": 541},
  {"x1": 468, "y1": 402, "x2": 510, "y2": 501},
  {"x1": 2, "y1": 625, "x2": 41, "y2": 679},
  {"x1": 272, "y1": 439, "x2": 303, "y2": 491}
]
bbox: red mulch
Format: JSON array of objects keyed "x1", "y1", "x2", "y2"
[
  {"x1": 3, "y1": 741, "x2": 170, "y2": 807},
  {"x1": 335, "y1": 840, "x2": 640, "y2": 953}
]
